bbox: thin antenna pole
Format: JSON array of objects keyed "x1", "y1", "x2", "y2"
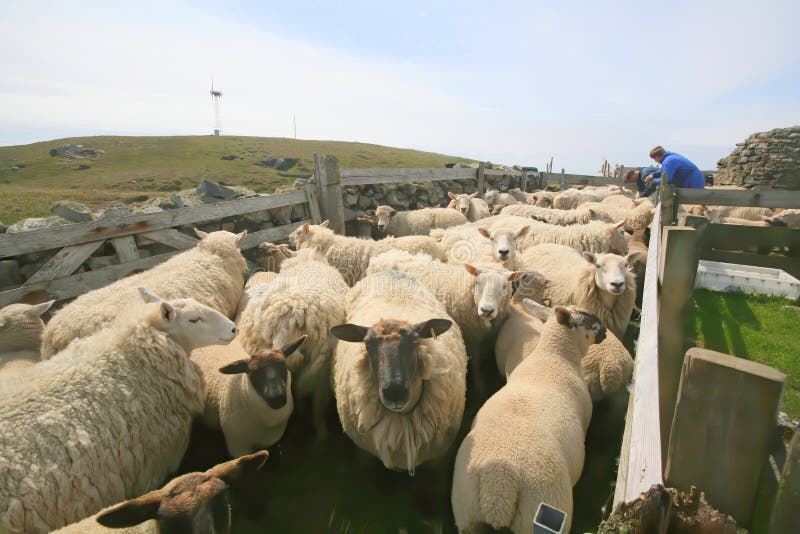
[{"x1": 293, "y1": 113, "x2": 297, "y2": 139}]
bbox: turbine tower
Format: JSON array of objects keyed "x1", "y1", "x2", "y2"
[{"x1": 210, "y1": 77, "x2": 222, "y2": 136}]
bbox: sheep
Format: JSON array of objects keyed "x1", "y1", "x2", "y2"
[
  {"x1": 362, "y1": 205, "x2": 468, "y2": 236},
  {"x1": 578, "y1": 201, "x2": 654, "y2": 231},
  {"x1": 451, "y1": 215, "x2": 629, "y2": 255},
  {"x1": 602, "y1": 194, "x2": 637, "y2": 208},
  {"x1": 287, "y1": 221, "x2": 444, "y2": 286},
  {"x1": 483, "y1": 189, "x2": 521, "y2": 208},
  {"x1": 330, "y1": 270, "x2": 467, "y2": 473},
  {"x1": 708, "y1": 205, "x2": 773, "y2": 221},
  {"x1": 499, "y1": 203, "x2": 613, "y2": 225},
  {"x1": 506, "y1": 188, "x2": 537, "y2": 204},
  {"x1": 234, "y1": 270, "x2": 279, "y2": 323},
  {"x1": 0, "y1": 301, "x2": 54, "y2": 379},
  {"x1": 433, "y1": 225, "x2": 529, "y2": 269},
  {"x1": 41, "y1": 229, "x2": 247, "y2": 358},
  {"x1": 552, "y1": 187, "x2": 622, "y2": 210},
  {"x1": 447, "y1": 192, "x2": 491, "y2": 222},
  {"x1": 703, "y1": 206, "x2": 772, "y2": 226},
  {"x1": 0, "y1": 289, "x2": 238, "y2": 533},
  {"x1": 764, "y1": 208, "x2": 800, "y2": 228},
  {"x1": 256, "y1": 241, "x2": 293, "y2": 272},
  {"x1": 366, "y1": 251, "x2": 526, "y2": 391},
  {"x1": 193, "y1": 336, "x2": 305, "y2": 457},
  {"x1": 451, "y1": 306, "x2": 606, "y2": 533},
  {"x1": 530, "y1": 190, "x2": 556, "y2": 207},
  {"x1": 519, "y1": 243, "x2": 640, "y2": 339},
  {"x1": 53, "y1": 451, "x2": 269, "y2": 534},
  {"x1": 626, "y1": 228, "x2": 649, "y2": 306},
  {"x1": 236, "y1": 246, "x2": 347, "y2": 439}
]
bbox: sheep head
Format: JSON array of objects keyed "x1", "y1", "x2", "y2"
[
  {"x1": 370, "y1": 205, "x2": 397, "y2": 232},
  {"x1": 447, "y1": 192, "x2": 477, "y2": 215},
  {"x1": 96, "y1": 450, "x2": 268, "y2": 533},
  {"x1": 330, "y1": 318, "x2": 452, "y2": 413},
  {"x1": 553, "y1": 305, "x2": 607, "y2": 354},
  {"x1": 465, "y1": 264, "x2": 525, "y2": 321},
  {"x1": 476, "y1": 226, "x2": 529, "y2": 263},
  {"x1": 0, "y1": 300, "x2": 54, "y2": 351},
  {"x1": 581, "y1": 252, "x2": 641, "y2": 296}
]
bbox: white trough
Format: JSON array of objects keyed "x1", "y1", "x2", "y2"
[{"x1": 694, "y1": 260, "x2": 800, "y2": 300}]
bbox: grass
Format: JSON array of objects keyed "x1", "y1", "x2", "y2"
[
  {"x1": 685, "y1": 288, "x2": 800, "y2": 419},
  {"x1": 0, "y1": 135, "x2": 475, "y2": 223}
]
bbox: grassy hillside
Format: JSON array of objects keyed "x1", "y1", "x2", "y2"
[{"x1": 0, "y1": 135, "x2": 475, "y2": 223}]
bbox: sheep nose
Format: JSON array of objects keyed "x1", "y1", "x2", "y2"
[
  {"x1": 498, "y1": 249, "x2": 509, "y2": 259},
  {"x1": 610, "y1": 281, "x2": 624, "y2": 291},
  {"x1": 381, "y1": 382, "x2": 409, "y2": 406},
  {"x1": 479, "y1": 306, "x2": 495, "y2": 317},
  {"x1": 460, "y1": 207, "x2": 468, "y2": 213}
]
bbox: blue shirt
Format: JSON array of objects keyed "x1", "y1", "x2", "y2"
[
  {"x1": 652, "y1": 152, "x2": 705, "y2": 188},
  {"x1": 636, "y1": 166, "x2": 660, "y2": 193}
]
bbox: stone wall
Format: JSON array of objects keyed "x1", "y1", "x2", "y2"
[{"x1": 716, "y1": 126, "x2": 800, "y2": 189}]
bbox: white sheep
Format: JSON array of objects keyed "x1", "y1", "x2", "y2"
[
  {"x1": 0, "y1": 301, "x2": 54, "y2": 379},
  {"x1": 0, "y1": 289, "x2": 237, "y2": 533},
  {"x1": 483, "y1": 189, "x2": 521, "y2": 208},
  {"x1": 234, "y1": 270, "x2": 279, "y2": 323},
  {"x1": 432, "y1": 225, "x2": 529, "y2": 270},
  {"x1": 256, "y1": 241, "x2": 293, "y2": 272},
  {"x1": 449, "y1": 215, "x2": 630, "y2": 255},
  {"x1": 236, "y1": 246, "x2": 347, "y2": 439},
  {"x1": 551, "y1": 188, "x2": 604, "y2": 210},
  {"x1": 601, "y1": 194, "x2": 637, "y2": 208},
  {"x1": 626, "y1": 228, "x2": 649, "y2": 306},
  {"x1": 193, "y1": 336, "x2": 305, "y2": 457},
  {"x1": 288, "y1": 221, "x2": 444, "y2": 286},
  {"x1": 519, "y1": 243, "x2": 640, "y2": 339},
  {"x1": 447, "y1": 192, "x2": 491, "y2": 222},
  {"x1": 506, "y1": 188, "x2": 538, "y2": 204},
  {"x1": 363, "y1": 205, "x2": 467, "y2": 236},
  {"x1": 451, "y1": 306, "x2": 606, "y2": 533},
  {"x1": 42, "y1": 229, "x2": 247, "y2": 358},
  {"x1": 530, "y1": 190, "x2": 557, "y2": 207},
  {"x1": 366, "y1": 251, "x2": 525, "y2": 391},
  {"x1": 764, "y1": 208, "x2": 800, "y2": 228},
  {"x1": 579, "y1": 201, "x2": 654, "y2": 231},
  {"x1": 706, "y1": 205, "x2": 773, "y2": 221},
  {"x1": 330, "y1": 270, "x2": 467, "y2": 473},
  {"x1": 53, "y1": 451, "x2": 269, "y2": 534},
  {"x1": 499, "y1": 203, "x2": 612, "y2": 225}
]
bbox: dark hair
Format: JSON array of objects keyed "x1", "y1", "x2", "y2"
[
  {"x1": 623, "y1": 169, "x2": 635, "y2": 182},
  {"x1": 649, "y1": 146, "x2": 666, "y2": 159}
]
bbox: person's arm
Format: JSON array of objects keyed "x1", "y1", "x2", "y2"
[
  {"x1": 649, "y1": 170, "x2": 662, "y2": 185},
  {"x1": 661, "y1": 158, "x2": 677, "y2": 185}
]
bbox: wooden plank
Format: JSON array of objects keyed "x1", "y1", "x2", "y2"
[
  {"x1": 110, "y1": 236, "x2": 140, "y2": 262},
  {"x1": 665, "y1": 347, "x2": 785, "y2": 526},
  {"x1": 700, "y1": 249, "x2": 800, "y2": 280},
  {"x1": 339, "y1": 167, "x2": 476, "y2": 186},
  {"x1": 304, "y1": 184, "x2": 322, "y2": 224},
  {"x1": 0, "y1": 251, "x2": 181, "y2": 307},
  {"x1": 139, "y1": 229, "x2": 199, "y2": 250},
  {"x1": 23, "y1": 240, "x2": 105, "y2": 285},
  {"x1": 619, "y1": 205, "x2": 664, "y2": 505},
  {"x1": 238, "y1": 221, "x2": 309, "y2": 250},
  {"x1": 770, "y1": 429, "x2": 800, "y2": 533},
  {"x1": 659, "y1": 183, "x2": 676, "y2": 227},
  {"x1": 613, "y1": 384, "x2": 636, "y2": 506},
  {"x1": 0, "y1": 190, "x2": 309, "y2": 259},
  {"x1": 657, "y1": 227, "x2": 699, "y2": 459},
  {"x1": 699, "y1": 224, "x2": 800, "y2": 251},
  {"x1": 483, "y1": 168, "x2": 521, "y2": 177},
  {"x1": 315, "y1": 154, "x2": 345, "y2": 234},
  {"x1": 477, "y1": 162, "x2": 486, "y2": 196},
  {"x1": 676, "y1": 188, "x2": 800, "y2": 209}
]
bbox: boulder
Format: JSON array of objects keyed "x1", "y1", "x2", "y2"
[
  {"x1": 220, "y1": 154, "x2": 238, "y2": 161},
  {"x1": 97, "y1": 205, "x2": 131, "y2": 219},
  {"x1": 6, "y1": 216, "x2": 70, "y2": 233},
  {"x1": 51, "y1": 201, "x2": 94, "y2": 222},
  {"x1": 196, "y1": 179, "x2": 238, "y2": 201}
]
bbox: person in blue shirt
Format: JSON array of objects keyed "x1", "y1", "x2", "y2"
[
  {"x1": 623, "y1": 165, "x2": 661, "y2": 197},
  {"x1": 644, "y1": 146, "x2": 706, "y2": 189}
]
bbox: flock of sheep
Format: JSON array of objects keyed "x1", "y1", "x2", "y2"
[{"x1": 1, "y1": 181, "x2": 791, "y2": 533}]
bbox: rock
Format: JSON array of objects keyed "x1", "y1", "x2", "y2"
[
  {"x1": 86, "y1": 256, "x2": 119, "y2": 271},
  {"x1": 291, "y1": 204, "x2": 308, "y2": 221},
  {"x1": 131, "y1": 205, "x2": 164, "y2": 215},
  {"x1": 196, "y1": 179, "x2": 238, "y2": 201},
  {"x1": 51, "y1": 201, "x2": 94, "y2": 222},
  {"x1": 0, "y1": 260, "x2": 23, "y2": 289},
  {"x1": 6, "y1": 216, "x2": 70, "y2": 233},
  {"x1": 220, "y1": 154, "x2": 238, "y2": 161},
  {"x1": 72, "y1": 164, "x2": 91, "y2": 171},
  {"x1": 345, "y1": 193, "x2": 359, "y2": 206},
  {"x1": 358, "y1": 195, "x2": 374, "y2": 209},
  {"x1": 273, "y1": 157, "x2": 298, "y2": 171},
  {"x1": 170, "y1": 192, "x2": 196, "y2": 209},
  {"x1": 0, "y1": 222, "x2": 6, "y2": 234},
  {"x1": 221, "y1": 222, "x2": 236, "y2": 232},
  {"x1": 97, "y1": 205, "x2": 131, "y2": 219},
  {"x1": 242, "y1": 210, "x2": 272, "y2": 225},
  {"x1": 271, "y1": 206, "x2": 292, "y2": 226},
  {"x1": 11, "y1": 166, "x2": 20, "y2": 171},
  {"x1": 717, "y1": 126, "x2": 800, "y2": 188}
]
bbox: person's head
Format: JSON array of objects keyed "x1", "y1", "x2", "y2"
[
  {"x1": 623, "y1": 169, "x2": 641, "y2": 183},
  {"x1": 649, "y1": 146, "x2": 666, "y2": 163}
]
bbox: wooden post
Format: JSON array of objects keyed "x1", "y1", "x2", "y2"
[
  {"x1": 659, "y1": 182, "x2": 675, "y2": 226},
  {"x1": 477, "y1": 162, "x2": 486, "y2": 195},
  {"x1": 665, "y1": 347, "x2": 786, "y2": 526},
  {"x1": 520, "y1": 171, "x2": 528, "y2": 192},
  {"x1": 314, "y1": 153, "x2": 345, "y2": 234},
  {"x1": 770, "y1": 428, "x2": 800, "y2": 533},
  {"x1": 561, "y1": 168, "x2": 566, "y2": 189},
  {"x1": 657, "y1": 226, "x2": 698, "y2": 459},
  {"x1": 304, "y1": 184, "x2": 322, "y2": 224}
]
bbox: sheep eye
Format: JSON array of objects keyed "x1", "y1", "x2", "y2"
[{"x1": 189, "y1": 317, "x2": 201, "y2": 324}]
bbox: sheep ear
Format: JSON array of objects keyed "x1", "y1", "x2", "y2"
[
  {"x1": 258, "y1": 242, "x2": 275, "y2": 251},
  {"x1": 626, "y1": 251, "x2": 643, "y2": 265},
  {"x1": 96, "y1": 491, "x2": 164, "y2": 528},
  {"x1": 219, "y1": 359, "x2": 251, "y2": 375},
  {"x1": 522, "y1": 298, "x2": 553, "y2": 321},
  {"x1": 302, "y1": 224, "x2": 311, "y2": 234},
  {"x1": 582, "y1": 252, "x2": 597, "y2": 265},
  {"x1": 448, "y1": 192, "x2": 457, "y2": 200},
  {"x1": 320, "y1": 220, "x2": 330, "y2": 228},
  {"x1": 27, "y1": 300, "x2": 55, "y2": 317},
  {"x1": 235, "y1": 230, "x2": 248, "y2": 243},
  {"x1": 208, "y1": 450, "x2": 269, "y2": 483},
  {"x1": 137, "y1": 287, "x2": 162, "y2": 304},
  {"x1": 160, "y1": 301, "x2": 176, "y2": 322},
  {"x1": 507, "y1": 271, "x2": 527, "y2": 282},
  {"x1": 477, "y1": 228, "x2": 491, "y2": 239},
  {"x1": 614, "y1": 219, "x2": 627, "y2": 229},
  {"x1": 389, "y1": 209, "x2": 397, "y2": 218},
  {"x1": 468, "y1": 192, "x2": 479, "y2": 198},
  {"x1": 553, "y1": 306, "x2": 573, "y2": 327},
  {"x1": 330, "y1": 323, "x2": 369, "y2": 342},
  {"x1": 280, "y1": 335, "x2": 307, "y2": 357},
  {"x1": 414, "y1": 318, "x2": 452, "y2": 339},
  {"x1": 516, "y1": 225, "x2": 530, "y2": 238},
  {"x1": 280, "y1": 246, "x2": 295, "y2": 258},
  {"x1": 464, "y1": 264, "x2": 479, "y2": 277},
  {"x1": 194, "y1": 228, "x2": 209, "y2": 239},
  {"x1": 366, "y1": 209, "x2": 375, "y2": 216}
]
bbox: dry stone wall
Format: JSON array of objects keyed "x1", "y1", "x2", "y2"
[{"x1": 716, "y1": 126, "x2": 800, "y2": 189}]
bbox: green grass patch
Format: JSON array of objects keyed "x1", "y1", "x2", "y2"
[
  {"x1": 0, "y1": 135, "x2": 475, "y2": 223},
  {"x1": 685, "y1": 288, "x2": 800, "y2": 418}
]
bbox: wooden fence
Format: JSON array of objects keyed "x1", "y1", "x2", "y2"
[{"x1": 613, "y1": 182, "x2": 800, "y2": 531}]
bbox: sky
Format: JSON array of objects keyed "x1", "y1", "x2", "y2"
[{"x1": 1, "y1": 0, "x2": 798, "y2": 173}]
